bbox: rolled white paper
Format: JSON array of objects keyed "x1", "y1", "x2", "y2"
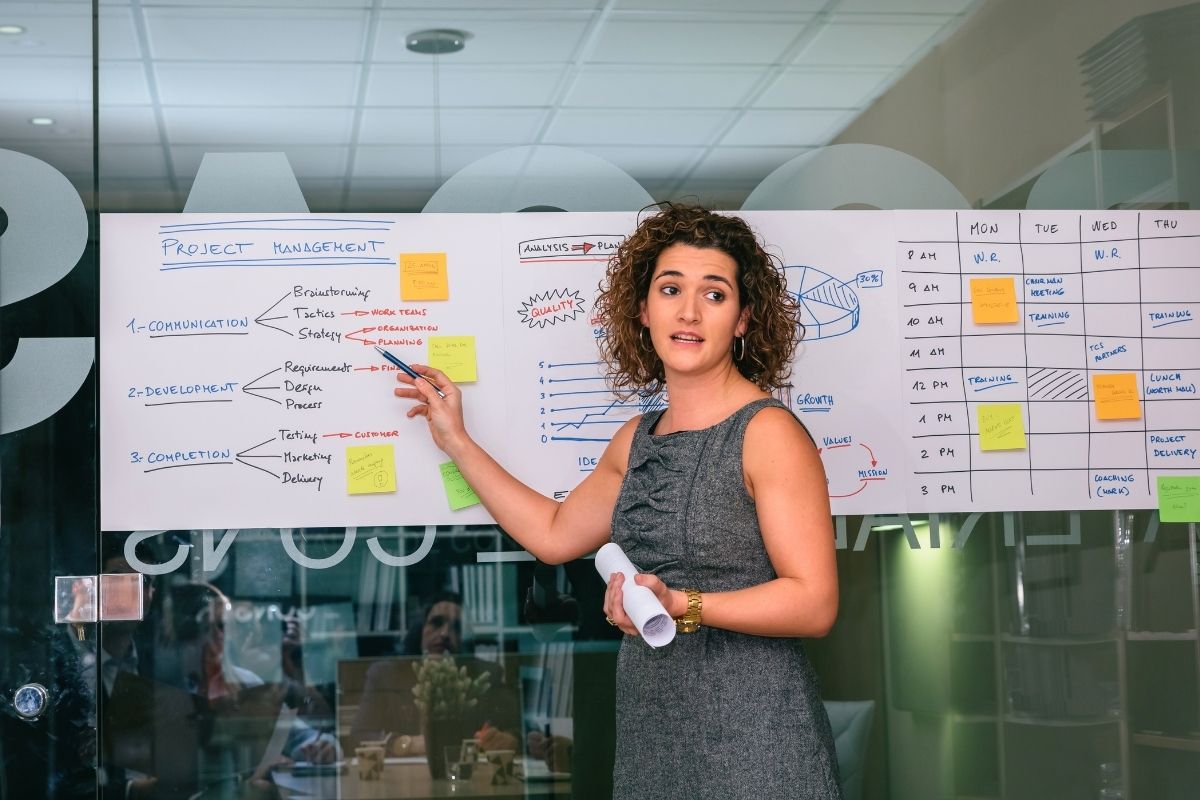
[{"x1": 595, "y1": 543, "x2": 676, "y2": 648}]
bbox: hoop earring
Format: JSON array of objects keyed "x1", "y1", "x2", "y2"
[
  {"x1": 640, "y1": 327, "x2": 652, "y2": 350},
  {"x1": 733, "y1": 336, "x2": 745, "y2": 362}
]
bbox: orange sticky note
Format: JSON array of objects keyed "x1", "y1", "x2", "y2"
[
  {"x1": 400, "y1": 252, "x2": 448, "y2": 301},
  {"x1": 970, "y1": 277, "x2": 1018, "y2": 324},
  {"x1": 1092, "y1": 373, "x2": 1141, "y2": 420}
]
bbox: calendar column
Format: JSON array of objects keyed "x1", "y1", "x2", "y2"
[{"x1": 899, "y1": 212, "x2": 972, "y2": 509}]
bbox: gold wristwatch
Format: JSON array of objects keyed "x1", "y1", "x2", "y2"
[{"x1": 675, "y1": 588, "x2": 703, "y2": 633}]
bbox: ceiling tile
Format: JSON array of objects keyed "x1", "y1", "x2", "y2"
[
  {"x1": 579, "y1": 145, "x2": 704, "y2": 180},
  {"x1": 373, "y1": 14, "x2": 590, "y2": 64},
  {"x1": 615, "y1": 0, "x2": 825, "y2": 11},
  {"x1": 365, "y1": 64, "x2": 561, "y2": 107},
  {"x1": 543, "y1": 109, "x2": 730, "y2": 146},
  {"x1": 690, "y1": 146, "x2": 811, "y2": 181},
  {"x1": 98, "y1": 5, "x2": 140, "y2": 59},
  {"x1": 721, "y1": 109, "x2": 849, "y2": 146},
  {"x1": 352, "y1": 146, "x2": 437, "y2": 179},
  {"x1": 0, "y1": 57, "x2": 90, "y2": 102},
  {"x1": 755, "y1": 68, "x2": 889, "y2": 109},
  {"x1": 439, "y1": 109, "x2": 545, "y2": 145},
  {"x1": 835, "y1": 0, "x2": 975, "y2": 14},
  {"x1": 99, "y1": 61, "x2": 152, "y2": 104},
  {"x1": 155, "y1": 62, "x2": 361, "y2": 106},
  {"x1": 99, "y1": 143, "x2": 167, "y2": 179},
  {"x1": 143, "y1": 7, "x2": 369, "y2": 62},
  {"x1": 171, "y1": 145, "x2": 348, "y2": 179},
  {"x1": 564, "y1": 66, "x2": 761, "y2": 109},
  {"x1": 0, "y1": 3, "x2": 92, "y2": 58},
  {"x1": 364, "y1": 65, "x2": 435, "y2": 106},
  {"x1": 358, "y1": 108, "x2": 434, "y2": 145},
  {"x1": 0, "y1": 100, "x2": 91, "y2": 139},
  {"x1": 794, "y1": 21, "x2": 946, "y2": 66},
  {"x1": 98, "y1": 104, "x2": 161, "y2": 143},
  {"x1": 3, "y1": 140, "x2": 92, "y2": 175},
  {"x1": 589, "y1": 19, "x2": 803, "y2": 64},
  {"x1": 163, "y1": 106, "x2": 355, "y2": 145}
]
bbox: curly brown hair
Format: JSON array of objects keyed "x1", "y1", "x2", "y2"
[{"x1": 594, "y1": 203, "x2": 802, "y2": 397}]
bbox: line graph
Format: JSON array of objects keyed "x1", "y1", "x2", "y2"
[{"x1": 539, "y1": 360, "x2": 665, "y2": 443}]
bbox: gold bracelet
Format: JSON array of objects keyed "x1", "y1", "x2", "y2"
[{"x1": 675, "y1": 588, "x2": 702, "y2": 633}]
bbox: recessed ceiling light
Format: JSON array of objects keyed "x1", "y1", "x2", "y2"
[
  {"x1": 0, "y1": 24, "x2": 25, "y2": 35},
  {"x1": 29, "y1": 117, "x2": 54, "y2": 126}
]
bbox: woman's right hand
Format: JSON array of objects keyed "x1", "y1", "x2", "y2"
[{"x1": 394, "y1": 364, "x2": 467, "y2": 454}]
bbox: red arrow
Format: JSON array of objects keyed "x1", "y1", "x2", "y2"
[
  {"x1": 571, "y1": 242, "x2": 594, "y2": 254},
  {"x1": 830, "y1": 480, "x2": 869, "y2": 499},
  {"x1": 346, "y1": 333, "x2": 377, "y2": 345},
  {"x1": 353, "y1": 365, "x2": 381, "y2": 372},
  {"x1": 341, "y1": 310, "x2": 368, "y2": 317},
  {"x1": 859, "y1": 443, "x2": 877, "y2": 467},
  {"x1": 322, "y1": 432, "x2": 353, "y2": 439}
]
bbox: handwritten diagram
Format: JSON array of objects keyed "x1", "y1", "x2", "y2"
[{"x1": 102, "y1": 210, "x2": 1198, "y2": 530}]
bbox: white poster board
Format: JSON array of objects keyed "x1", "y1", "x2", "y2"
[{"x1": 101, "y1": 211, "x2": 1200, "y2": 529}]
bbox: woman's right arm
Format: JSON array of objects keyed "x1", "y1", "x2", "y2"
[{"x1": 396, "y1": 364, "x2": 634, "y2": 565}]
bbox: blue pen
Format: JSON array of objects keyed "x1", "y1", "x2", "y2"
[{"x1": 374, "y1": 345, "x2": 446, "y2": 398}]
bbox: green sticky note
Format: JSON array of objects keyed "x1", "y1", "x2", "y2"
[
  {"x1": 440, "y1": 461, "x2": 481, "y2": 511},
  {"x1": 346, "y1": 445, "x2": 396, "y2": 495},
  {"x1": 977, "y1": 403, "x2": 1026, "y2": 451},
  {"x1": 1157, "y1": 476, "x2": 1200, "y2": 522}
]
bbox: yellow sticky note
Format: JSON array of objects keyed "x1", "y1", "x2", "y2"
[
  {"x1": 440, "y1": 461, "x2": 481, "y2": 511},
  {"x1": 428, "y1": 336, "x2": 477, "y2": 383},
  {"x1": 1157, "y1": 476, "x2": 1200, "y2": 522},
  {"x1": 1092, "y1": 373, "x2": 1141, "y2": 420},
  {"x1": 970, "y1": 277, "x2": 1018, "y2": 324},
  {"x1": 346, "y1": 445, "x2": 396, "y2": 495},
  {"x1": 977, "y1": 403, "x2": 1026, "y2": 451},
  {"x1": 400, "y1": 252, "x2": 448, "y2": 301}
]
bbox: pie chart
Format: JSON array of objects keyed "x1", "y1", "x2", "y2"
[{"x1": 784, "y1": 265, "x2": 861, "y2": 340}]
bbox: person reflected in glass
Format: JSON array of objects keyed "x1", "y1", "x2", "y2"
[
  {"x1": 350, "y1": 592, "x2": 519, "y2": 757},
  {"x1": 393, "y1": 203, "x2": 842, "y2": 799}
]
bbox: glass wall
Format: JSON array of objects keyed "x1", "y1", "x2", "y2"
[{"x1": 1, "y1": 1, "x2": 1198, "y2": 798}]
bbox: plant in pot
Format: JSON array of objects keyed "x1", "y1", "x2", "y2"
[{"x1": 412, "y1": 655, "x2": 492, "y2": 779}]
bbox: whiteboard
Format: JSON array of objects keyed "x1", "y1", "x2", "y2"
[{"x1": 100, "y1": 211, "x2": 1200, "y2": 529}]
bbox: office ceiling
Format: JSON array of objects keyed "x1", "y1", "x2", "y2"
[{"x1": 0, "y1": 0, "x2": 981, "y2": 211}]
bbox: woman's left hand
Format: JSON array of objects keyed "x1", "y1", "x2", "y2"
[{"x1": 602, "y1": 572, "x2": 681, "y2": 638}]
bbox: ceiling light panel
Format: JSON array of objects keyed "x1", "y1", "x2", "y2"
[
  {"x1": 755, "y1": 67, "x2": 890, "y2": 109},
  {"x1": 373, "y1": 14, "x2": 590, "y2": 64},
  {"x1": 721, "y1": 109, "x2": 850, "y2": 147},
  {"x1": 162, "y1": 106, "x2": 355, "y2": 145},
  {"x1": 543, "y1": 109, "x2": 730, "y2": 147},
  {"x1": 564, "y1": 66, "x2": 761, "y2": 109},
  {"x1": 590, "y1": 20, "x2": 805, "y2": 65},
  {"x1": 143, "y1": 8, "x2": 369, "y2": 61},
  {"x1": 154, "y1": 63, "x2": 360, "y2": 106},
  {"x1": 794, "y1": 21, "x2": 948, "y2": 66}
]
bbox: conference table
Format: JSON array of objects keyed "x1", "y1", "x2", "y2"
[{"x1": 273, "y1": 756, "x2": 571, "y2": 799}]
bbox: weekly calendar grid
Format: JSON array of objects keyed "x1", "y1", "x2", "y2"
[{"x1": 897, "y1": 210, "x2": 1198, "y2": 512}]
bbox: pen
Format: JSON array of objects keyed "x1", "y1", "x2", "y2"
[{"x1": 373, "y1": 345, "x2": 446, "y2": 398}]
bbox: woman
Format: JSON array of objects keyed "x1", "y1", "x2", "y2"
[{"x1": 395, "y1": 203, "x2": 842, "y2": 799}]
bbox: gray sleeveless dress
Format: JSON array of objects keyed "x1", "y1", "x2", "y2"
[{"x1": 610, "y1": 397, "x2": 843, "y2": 800}]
